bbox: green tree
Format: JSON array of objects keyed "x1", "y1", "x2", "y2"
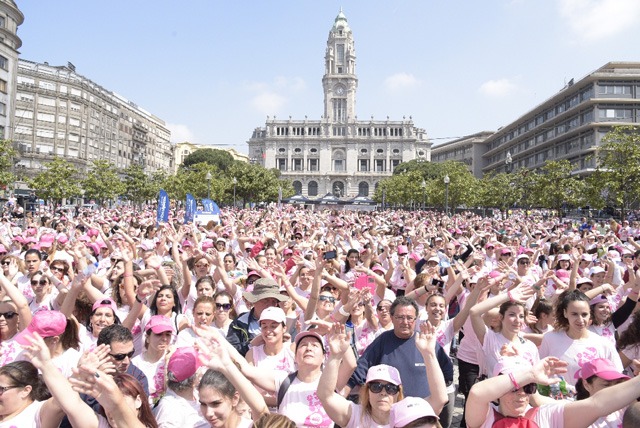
[
  {"x1": 589, "y1": 125, "x2": 640, "y2": 220},
  {"x1": 0, "y1": 139, "x2": 16, "y2": 190},
  {"x1": 226, "y1": 162, "x2": 293, "y2": 205},
  {"x1": 478, "y1": 172, "x2": 521, "y2": 213},
  {"x1": 29, "y1": 157, "x2": 81, "y2": 206},
  {"x1": 123, "y1": 164, "x2": 158, "y2": 205},
  {"x1": 529, "y1": 160, "x2": 584, "y2": 215},
  {"x1": 424, "y1": 161, "x2": 478, "y2": 211},
  {"x1": 181, "y1": 148, "x2": 234, "y2": 171},
  {"x1": 81, "y1": 160, "x2": 125, "y2": 205}
]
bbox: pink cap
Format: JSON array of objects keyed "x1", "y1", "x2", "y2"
[
  {"x1": 408, "y1": 252, "x2": 421, "y2": 262},
  {"x1": 259, "y1": 307, "x2": 287, "y2": 324},
  {"x1": 371, "y1": 265, "x2": 385, "y2": 274},
  {"x1": 40, "y1": 234, "x2": 55, "y2": 244},
  {"x1": 0, "y1": 244, "x2": 6, "y2": 253},
  {"x1": 500, "y1": 248, "x2": 512, "y2": 255},
  {"x1": 26, "y1": 227, "x2": 37, "y2": 236},
  {"x1": 78, "y1": 235, "x2": 92, "y2": 242},
  {"x1": 57, "y1": 234, "x2": 69, "y2": 244},
  {"x1": 390, "y1": 397, "x2": 438, "y2": 428},
  {"x1": 397, "y1": 245, "x2": 408, "y2": 256},
  {"x1": 145, "y1": 315, "x2": 174, "y2": 334},
  {"x1": 427, "y1": 256, "x2": 440, "y2": 263},
  {"x1": 489, "y1": 270, "x2": 502, "y2": 279},
  {"x1": 14, "y1": 310, "x2": 67, "y2": 346},
  {"x1": 485, "y1": 242, "x2": 495, "y2": 249},
  {"x1": 493, "y1": 356, "x2": 532, "y2": 377},
  {"x1": 87, "y1": 243, "x2": 101, "y2": 256},
  {"x1": 181, "y1": 240, "x2": 193, "y2": 248},
  {"x1": 366, "y1": 364, "x2": 402, "y2": 385},
  {"x1": 283, "y1": 248, "x2": 293, "y2": 255},
  {"x1": 607, "y1": 250, "x2": 621, "y2": 261},
  {"x1": 556, "y1": 254, "x2": 571, "y2": 262},
  {"x1": 556, "y1": 269, "x2": 570, "y2": 279},
  {"x1": 168, "y1": 347, "x2": 201, "y2": 382},
  {"x1": 87, "y1": 228, "x2": 99, "y2": 238},
  {"x1": 589, "y1": 294, "x2": 609, "y2": 306},
  {"x1": 92, "y1": 298, "x2": 117, "y2": 313},
  {"x1": 580, "y1": 358, "x2": 629, "y2": 381},
  {"x1": 576, "y1": 277, "x2": 593, "y2": 286},
  {"x1": 138, "y1": 240, "x2": 155, "y2": 251},
  {"x1": 247, "y1": 271, "x2": 261, "y2": 278},
  {"x1": 294, "y1": 330, "x2": 325, "y2": 353},
  {"x1": 201, "y1": 239, "x2": 214, "y2": 250}
]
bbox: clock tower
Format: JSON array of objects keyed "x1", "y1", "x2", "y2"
[{"x1": 322, "y1": 9, "x2": 357, "y2": 123}]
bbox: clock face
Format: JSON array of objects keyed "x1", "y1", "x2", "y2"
[{"x1": 335, "y1": 86, "x2": 345, "y2": 96}]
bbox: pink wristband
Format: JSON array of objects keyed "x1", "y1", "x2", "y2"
[
  {"x1": 508, "y1": 372, "x2": 520, "y2": 391},
  {"x1": 507, "y1": 290, "x2": 515, "y2": 302}
]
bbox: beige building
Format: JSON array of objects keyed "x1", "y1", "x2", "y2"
[
  {"x1": 430, "y1": 131, "x2": 494, "y2": 178},
  {"x1": 173, "y1": 141, "x2": 249, "y2": 173},
  {"x1": 12, "y1": 59, "x2": 173, "y2": 178},
  {"x1": 247, "y1": 10, "x2": 431, "y2": 198},
  {"x1": 482, "y1": 62, "x2": 640, "y2": 177},
  {"x1": 0, "y1": 0, "x2": 23, "y2": 141}
]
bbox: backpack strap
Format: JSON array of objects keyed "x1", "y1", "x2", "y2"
[{"x1": 276, "y1": 371, "x2": 299, "y2": 410}]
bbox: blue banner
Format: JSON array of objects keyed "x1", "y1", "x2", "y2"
[
  {"x1": 201, "y1": 198, "x2": 214, "y2": 213},
  {"x1": 185, "y1": 193, "x2": 196, "y2": 224},
  {"x1": 157, "y1": 189, "x2": 170, "y2": 224}
]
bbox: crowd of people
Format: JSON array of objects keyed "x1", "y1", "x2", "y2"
[{"x1": 2, "y1": 203, "x2": 640, "y2": 427}]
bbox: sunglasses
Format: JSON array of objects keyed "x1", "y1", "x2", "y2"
[
  {"x1": 50, "y1": 266, "x2": 65, "y2": 272},
  {"x1": 0, "y1": 261, "x2": 10, "y2": 266},
  {"x1": 514, "y1": 383, "x2": 537, "y2": 394},
  {"x1": 318, "y1": 295, "x2": 336, "y2": 303},
  {"x1": 111, "y1": 258, "x2": 122, "y2": 263},
  {"x1": 0, "y1": 311, "x2": 18, "y2": 319},
  {"x1": 368, "y1": 382, "x2": 400, "y2": 395},
  {"x1": 321, "y1": 286, "x2": 338, "y2": 293},
  {"x1": 518, "y1": 260, "x2": 531, "y2": 265},
  {"x1": 196, "y1": 263, "x2": 210, "y2": 268},
  {"x1": 110, "y1": 350, "x2": 135, "y2": 361},
  {"x1": 215, "y1": 303, "x2": 232, "y2": 311},
  {"x1": 31, "y1": 279, "x2": 49, "y2": 286}
]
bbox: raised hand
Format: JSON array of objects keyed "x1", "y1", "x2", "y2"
[
  {"x1": 531, "y1": 357, "x2": 569, "y2": 385},
  {"x1": 22, "y1": 332, "x2": 52, "y2": 370},
  {"x1": 77, "y1": 344, "x2": 116, "y2": 375},
  {"x1": 137, "y1": 279, "x2": 161, "y2": 301},
  {"x1": 327, "y1": 323, "x2": 352, "y2": 357},
  {"x1": 415, "y1": 320, "x2": 437, "y2": 354}
]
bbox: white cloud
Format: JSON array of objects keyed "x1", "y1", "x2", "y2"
[
  {"x1": 166, "y1": 123, "x2": 196, "y2": 144},
  {"x1": 244, "y1": 76, "x2": 306, "y2": 115},
  {"x1": 478, "y1": 78, "x2": 518, "y2": 98},
  {"x1": 558, "y1": 0, "x2": 640, "y2": 42},
  {"x1": 384, "y1": 72, "x2": 421, "y2": 91},
  {"x1": 250, "y1": 91, "x2": 287, "y2": 115}
]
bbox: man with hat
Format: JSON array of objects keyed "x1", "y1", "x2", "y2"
[{"x1": 226, "y1": 277, "x2": 288, "y2": 356}]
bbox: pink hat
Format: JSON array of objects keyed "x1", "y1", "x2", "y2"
[
  {"x1": 427, "y1": 256, "x2": 440, "y2": 263},
  {"x1": 87, "y1": 228, "x2": 99, "y2": 238},
  {"x1": 168, "y1": 347, "x2": 201, "y2": 382},
  {"x1": 390, "y1": 397, "x2": 438, "y2": 428},
  {"x1": 92, "y1": 298, "x2": 118, "y2": 313},
  {"x1": 40, "y1": 234, "x2": 55, "y2": 244},
  {"x1": 408, "y1": 252, "x2": 421, "y2": 262},
  {"x1": 500, "y1": 248, "x2": 512, "y2": 255},
  {"x1": 485, "y1": 242, "x2": 495, "y2": 249},
  {"x1": 576, "y1": 277, "x2": 593, "y2": 286},
  {"x1": 493, "y1": 356, "x2": 532, "y2": 377},
  {"x1": 556, "y1": 269, "x2": 570, "y2": 280},
  {"x1": 181, "y1": 240, "x2": 193, "y2": 248},
  {"x1": 138, "y1": 240, "x2": 155, "y2": 251},
  {"x1": 397, "y1": 245, "x2": 408, "y2": 256},
  {"x1": 145, "y1": 315, "x2": 174, "y2": 334},
  {"x1": 581, "y1": 254, "x2": 593, "y2": 261},
  {"x1": 0, "y1": 244, "x2": 6, "y2": 253},
  {"x1": 259, "y1": 307, "x2": 287, "y2": 324},
  {"x1": 283, "y1": 248, "x2": 293, "y2": 255},
  {"x1": 247, "y1": 270, "x2": 261, "y2": 279},
  {"x1": 489, "y1": 270, "x2": 502, "y2": 279},
  {"x1": 580, "y1": 358, "x2": 629, "y2": 381},
  {"x1": 589, "y1": 294, "x2": 609, "y2": 306},
  {"x1": 294, "y1": 330, "x2": 325, "y2": 353},
  {"x1": 57, "y1": 234, "x2": 69, "y2": 244},
  {"x1": 201, "y1": 239, "x2": 214, "y2": 250},
  {"x1": 14, "y1": 310, "x2": 67, "y2": 346},
  {"x1": 87, "y1": 243, "x2": 101, "y2": 256},
  {"x1": 365, "y1": 364, "x2": 402, "y2": 385},
  {"x1": 78, "y1": 235, "x2": 92, "y2": 242},
  {"x1": 371, "y1": 265, "x2": 385, "y2": 274},
  {"x1": 26, "y1": 227, "x2": 37, "y2": 236}
]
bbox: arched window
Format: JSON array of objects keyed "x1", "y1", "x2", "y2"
[
  {"x1": 332, "y1": 149, "x2": 346, "y2": 172},
  {"x1": 293, "y1": 181, "x2": 302, "y2": 195},
  {"x1": 333, "y1": 181, "x2": 345, "y2": 198},
  {"x1": 358, "y1": 182, "x2": 369, "y2": 197},
  {"x1": 308, "y1": 181, "x2": 318, "y2": 197}
]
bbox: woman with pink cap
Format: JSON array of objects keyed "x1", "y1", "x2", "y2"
[
  {"x1": 389, "y1": 397, "x2": 441, "y2": 428},
  {"x1": 131, "y1": 315, "x2": 173, "y2": 405},
  {"x1": 318, "y1": 322, "x2": 447, "y2": 428},
  {"x1": 0, "y1": 263, "x2": 32, "y2": 365}
]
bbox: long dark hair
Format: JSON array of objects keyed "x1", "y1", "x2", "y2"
[
  {"x1": 554, "y1": 289, "x2": 590, "y2": 331},
  {"x1": 102, "y1": 373, "x2": 158, "y2": 428},
  {"x1": 618, "y1": 314, "x2": 640, "y2": 351},
  {"x1": 344, "y1": 249, "x2": 360, "y2": 274},
  {"x1": 149, "y1": 285, "x2": 182, "y2": 316},
  {"x1": 0, "y1": 361, "x2": 50, "y2": 401}
]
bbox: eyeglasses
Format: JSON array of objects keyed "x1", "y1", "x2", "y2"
[
  {"x1": 368, "y1": 382, "x2": 400, "y2": 395},
  {"x1": 215, "y1": 303, "x2": 232, "y2": 311},
  {"x1": 393, "y1": 315, "x2": 416, "y2": 322},
  {"x1": 518, "y1": 260, "x2": 531, "y2": 265},
  {"x1": 109, "y1": 350, "x2": 135, "y2": 361},
  {"x1": 0, "y1": 311, "x2": 18, "y2": 319},
  {"x1": 513, "y1": 383, "x2": 537, "y2": 394},
  {"x1": 318, "y1": 295, "x2": 336, "y2": 303},
  {"x1": 50, "y1": 266, "x2": 65, "y2": 272},
  {"x1": 31, "y1": 279, "x2": 49, "y2": 286},
  {"x1": 0, "y1": 385, "x2": 21, "y2": 395},
  {"x1": 321, "y1": 286, "x2": 338, "y2": 292}
]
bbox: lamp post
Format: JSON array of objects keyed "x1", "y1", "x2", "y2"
[
  {"x1": 205, "y1": 171, "x2": 212, "y2": 200},
  {"x1": 421, "y1": 179, "x2": 426, "y2": 211},
  {"x1": 232, "y1": 177, "x2": 237, "y2": 208},
  {"x1": 444, "y1": 175, "x2": 450, "y2": 215}
]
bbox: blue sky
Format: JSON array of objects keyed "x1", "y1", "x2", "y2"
[{"x1": 17, "y1": 0, "x2": 640, "y2": 154}]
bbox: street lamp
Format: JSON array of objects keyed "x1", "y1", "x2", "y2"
[
  {"x1": 205, "y1": 171, "x2": 212, "y2": 200},
  {"x1": 505, "y1": 151, "x2": 513, "y2": 173},
  {"x1": 421, "y1": 179, "x2": 426, "y2": 210},
  {"x1": 232, "y1": 177, "x2": 237, "y2": 208},
  {"x1": 444, "y1": 175, "x2": 450, "y2": 215}
]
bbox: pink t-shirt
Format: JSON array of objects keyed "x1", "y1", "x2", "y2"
[
  {"x1": 539, "y1": 330, "x2": 623, "y2": 387},
  {"x1": 479, "y1": 402, "x2": 565, "y2": 428},
  {"x1": 274, "y1": 372, "x2": 333, "y2": 427}
]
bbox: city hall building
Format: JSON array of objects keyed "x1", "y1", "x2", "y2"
[{"x1": 247, "y1": 10, "x2": 431, "y2": 198}]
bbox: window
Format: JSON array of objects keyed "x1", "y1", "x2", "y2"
[
  {"x1": 293, "y1": 158, "x2": 302, "y2": 171},
  {"x1": 38, "y1": 96, "x2": 56, "y2": 107},
  {"x1": 16, "y1": 109, "x2": 33, "y2": 119},
  {"x1": 0, "y1": 79, "x2": 6, "y2": 93},
  {"x1": 391, "y1": 159, "x2": 401, "y2": 171},
  {"x1": 599, "y1": 108, "x2": 632, "y2": 120},
  {"x1": 375, "y1": 159, "x2": 385, "y2": 172},
  {"x1": 336, "y1": 44, "x2": 345, "y2": 65},
  {"x1": 277, "y1": 158, "x2": 287, "y2": 171},
  {"x1": 39, "y1": 80, "x2": 56, "y2": 91},
  {"x1": 293, "y1": 181, "x2": 302, "y2": 195},
  {"x1": 308, "y1": 159, "x2": 319, "y2": 171},
  {"x1": 294, "y1": 147, "x2": 302, "y2": 153},
  {"x1": 359, "y1": 159, "x2": 369, "y2": 172},
  {"x1": 309, "y1": 148, "x2": 318, "y2": 153},
  {"x1": 334, "y1": 159, "x2": 344, "y2": 171},
  {"x1": 0, "y1": 55, "x2": 7, "y2": 70},
  {"x1": 278, "y1": 147, "x2": 286, "y2": 153},
  {"x1": 308, "y1": 181, "x2": 318, "y2": 197},
  {"x1": 333, "y1": 99, "x2": 346, "y2": 122},
  {"x1": 37, "y1": 112, "x2": 55, "y2": 122},
  {"x1": 358, "y1": 182, "x2": 369, "y2": 197},
  {"x1": 360, "y1": 148, "x2": 368, "y2": 154}
]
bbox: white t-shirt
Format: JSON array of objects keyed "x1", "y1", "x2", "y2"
[
  {"x1": 539, "y1": 330, "x2": 623, "y2": 387},
  {"x1": 274, "y1": 371, "x2": 333, "y2": 427},
  {"x1": 0, "y1": 399, "x2": 45, "y2": 428},
  {"x1": 345, "y1": 402, "x2": 388, "y2": 428},
  {"x1": 153, "y1": 389, "x2": 208, "y2": 428},
  {"x1": 131, "y1": 353, "x2": 167, "y2": 404}
]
